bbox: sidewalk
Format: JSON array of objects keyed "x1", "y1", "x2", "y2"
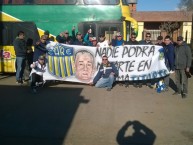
[{"x1": 0, "y1": 74, "x2": 193, "y2": 145}]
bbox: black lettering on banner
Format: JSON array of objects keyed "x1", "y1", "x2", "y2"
[
  {"x1": 114, "y1": 61, "x2": 125, "y2": 72},
  {"x1": 122, "y1": 45, "x2": 156, "y2": 58},
  {"x1": 149, "y1": 46, "x2": 155, "y2": 56},
  {"x1": 138, "y1": 60, "x2": 152, "y2": 72},
  {"x1": 122, "y1": 46, "x2": 129, "y2": 58},
  {"x1": 95, "y1": 47, "x2": 119, "y2": 58},
  {"x1": 126, "y1": 60, "x2": 135, "y2": 72}
]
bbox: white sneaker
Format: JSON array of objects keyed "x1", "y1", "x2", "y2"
[{"x1": 169, "y1": 70, "x2": 174, "y2": 74}]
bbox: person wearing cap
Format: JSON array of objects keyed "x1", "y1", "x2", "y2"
[
  {"x1": 90, "y1": 55, "x2": 118, "y2": 91},
  {"x1": 97, "y1": 34, "x2": 109, "y2": 47},
  {"x1": 56, "y1": 30, "x2": 73, "y2": 44},
  {"x1": 155, "y1": 35, "x2": 165, "y2": 47},
  {"x1": 33, "y1": 35, "x2": 48, "y2": 62},
  {"x1": 173, "y1": 36, "x2": 192, "y2": 98},
  {"x1": 72, "y1": 32, "x2": 84, "y2": 45},
  {"x1": 56, "y1": 31, "x2": 65, "y2": 43},
  {"x1": 91, "y1": 37, "x2": 97, "y2": 47},
  {"x1": 83, "y1": 29, "x2": 94, "y2": 46},
  {"x1": 163, "y1": 35, "x2": 175, "y2": 91},
  {"x1": 30, "y1": 55, "x2": 46, "y2": 93},
  {"x1": 111, "y1": 32, "x2": 125, "y2": 47}
]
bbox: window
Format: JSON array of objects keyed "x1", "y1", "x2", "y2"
[
  {"x1": 0, "y1": 22, "x2": 40, "y2": 45},
  {"x1": 84, "y1": 0, "x2": 119, "y2": 5},
  {"x1": 1, "y1": 0, "x2": 77, "y2": 4}
]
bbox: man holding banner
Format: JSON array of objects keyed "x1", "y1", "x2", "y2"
[{"x1": 91, "y1": 55, "x2": 118, "y2": 91}]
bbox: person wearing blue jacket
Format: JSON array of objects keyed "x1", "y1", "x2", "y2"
[
  {"x1": 91, "y1": 55, "x2": 118, "y2": 91},
  {"x1": 33, "y1": 35, "x2": 48, "y2": 62},
  {"x1": 163, "y1": 35, "x2": 175, "y2": 91},
  {"x1": 111, "y1": 32, "x2": 125, "y2": 47}
]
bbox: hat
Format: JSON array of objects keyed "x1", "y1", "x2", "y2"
[
  {"x1": 92, "y1": 37, "x2": 97, "y2": 41},
  {"x1": 44, "y1": 30, "x2": 49, "y2": 35},
  {"x1": 38, "y1": 55, "x2": 45, "y2": 60},
  {"x1": 157, "y1": 36, "x2": 163, "y2": 40},
  {"x1": 117, "y1": 32, "x2": 122, "y2": 37},
  {"x1": 177, "y1": 36, "x2": 183, "y2": 41},
  {"x1": 76, "y1": 32, "x2": 81, "y2": 35},
  {"x1": 64, "y1": 30, "x2": 69, "y2": 34}
]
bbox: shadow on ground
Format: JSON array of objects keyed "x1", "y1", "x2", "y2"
[
  {"x1": 117, "y1": 120, "x2": 156, "y2": 145},
  {"x1": 0, "y1": 85, "x2": 89, "y2": 145}
]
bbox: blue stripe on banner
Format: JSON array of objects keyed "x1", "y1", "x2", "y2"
[{"x1": 62, "y1": 56, "x2": 67, "y2": 77}]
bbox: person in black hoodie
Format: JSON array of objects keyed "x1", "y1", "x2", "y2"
[
  {"x1": 13, "y1": 31, "x2": 27, "y2": 84},
  {"x1": 33, "y1": 35, "x2": 48, "y2": 62}
]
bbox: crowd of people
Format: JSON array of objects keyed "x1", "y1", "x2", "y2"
[{"x1": 13, "y1": 28, "x2": 192, "y2": 98}]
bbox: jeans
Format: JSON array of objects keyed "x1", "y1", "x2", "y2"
[
  {"x1": 95, "y1": 75, "x2": 115, "y2": 89},
  {"x1": 175, "y1": 69, "x2": 188, "y2": 94},
  {"x1": 16, "y1": 56, "x2": 26, "y2": 81},
  {"x1": 31, "y1": 73, "x2": 43, "y2": 88}
]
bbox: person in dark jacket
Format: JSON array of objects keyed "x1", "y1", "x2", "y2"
[
  {"x1": 139, "y1": 33, "x2": 153, "y2": 88},
  {"x1": 125, "y1": 33, "x2": 141, "y2": 88},
  {"x1": 173, "y1": 36, "x2": 192, "y2": 98},
  {"x1": 13, "y1": 31, "x2": 27, "y2": 84},
  {"x1": 163, "y1": 35, "x2": 175, "y2": 91},
  {"x1": 125, "y1": 32, "x2": 139, "y2": 45},
  {"x1": 139, "y1": 33, "x2": 153, "y2": 45},
  {"x1": 91, "y1": 55, "x2": 118, "y2": 91},
  {"x1": 33, "y1": 35, "x2": 48, "y2": 62},
  {"x1": 155, "y1": 36, "x2": 165, "y2": 47},
  {"x1": 73, "y1": 32, "x2": 84, "y2": 45}
]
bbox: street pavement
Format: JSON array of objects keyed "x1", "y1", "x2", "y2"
[{"x1": 0, "y1": 73, "x2": 193, "y2": 145}]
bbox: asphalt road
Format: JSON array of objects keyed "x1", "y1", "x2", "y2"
[{"x1": 0, "y1": 73, "x2": 193, "y2": 145}]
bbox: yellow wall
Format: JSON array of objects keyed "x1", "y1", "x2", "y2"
[{"x1": 136, "y1": 22, "x2": 144, "y2": 41}]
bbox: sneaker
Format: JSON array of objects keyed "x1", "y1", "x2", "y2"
[
  {"x1": 182, "y1": 93, "x2": 187, "y2": 99},
  {"x1": 16, "y1": 80, "x2": 23, "y2": 84},
  {"x1": 173, "y1": 92, "x2": 181, "y2": 95},
  {"x1": 133, "y1": 84, "x2": 138, "y2": 88},
  {"x1": 106, "y1": 88, "x2": 111, "y2": 91},
  {"x1": 125, "y1": 84, "x2": 129, "y2": 88},
  {"x1": 147, "y1": 85, "x2": 153, "y2": 89}
]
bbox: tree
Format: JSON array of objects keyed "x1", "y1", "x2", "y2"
[
  {"x1": 159, "y1": 22, "x2": 180, "y2": 36},
  {"x1": 178, "y1": 0, "x2": 193, "y2": 11}
]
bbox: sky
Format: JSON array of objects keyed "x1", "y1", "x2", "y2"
[{"x1": 137, "y1": 0, "x2": 181, "y2": 11}]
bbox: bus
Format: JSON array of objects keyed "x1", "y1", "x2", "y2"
[{"x1": 0, "y1": 0, "x2": 138, "y2": 73}]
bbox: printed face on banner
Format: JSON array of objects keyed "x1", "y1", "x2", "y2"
[{"x1": 75, "y1": 50, "x2": 95, "y2": 82}]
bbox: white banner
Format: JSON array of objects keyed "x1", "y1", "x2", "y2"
[{"x1": 43, "y1": 42, "x2": 169, "y2": 83}]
